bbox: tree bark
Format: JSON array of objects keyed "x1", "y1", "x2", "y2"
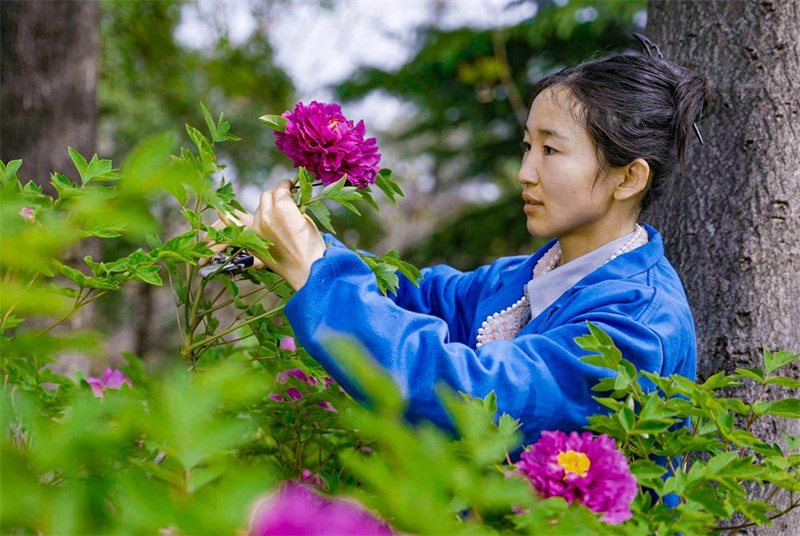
[
  {"x1": 647, "y1": 1, "x2": 800, "y2": 534},
  {"x1": 1, "y1": 0, "x2": 99, "y2": 192},
  {"x1": 1, "y1": 0, "x2": 102, "y2": 377}
]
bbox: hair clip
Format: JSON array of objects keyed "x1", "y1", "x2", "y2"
[{"x1": 632, "y1": 33, "x2": 704, "y2": 146}]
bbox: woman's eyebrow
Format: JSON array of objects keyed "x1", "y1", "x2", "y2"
[{"x1": 525, "y1": 126, "x2": 568, "y2": 141}]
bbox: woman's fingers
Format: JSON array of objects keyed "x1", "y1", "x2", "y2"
[{"x1": 199, "y1": 207, "x2": 256, "y2": 267}]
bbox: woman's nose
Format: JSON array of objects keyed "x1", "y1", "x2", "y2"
[{"x1": 517, "y1": 157, "x2": 539, "y2": 186}]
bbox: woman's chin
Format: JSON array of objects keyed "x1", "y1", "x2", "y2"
[{"x1": 526, "y1": 221, "x2": 548, "y2": 238}]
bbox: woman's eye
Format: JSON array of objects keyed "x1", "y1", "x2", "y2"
[
  {"x1": 520, "y1": 141, "x2": 531, "y2": 153},
  {"x1": 543, "y1": 145, "x2": 556, "y2": 155}
]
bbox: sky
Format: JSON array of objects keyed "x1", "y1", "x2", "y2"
[{"x1": 175, "y1": 0, "x2": 540, "y2": 129}]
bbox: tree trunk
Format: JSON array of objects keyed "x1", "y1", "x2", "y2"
[
  {"x1": 1, "y1": 0, "x2": 102, "y2": 377},
  {"x1": 0, "y1": 0, "x2": 99, "y2": 192},
  {"x1": 647, "y1": 1, "x2": 800, "y2": 534}
]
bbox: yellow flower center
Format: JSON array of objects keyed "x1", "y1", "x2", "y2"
[
  {"x1": 557, "y1": 450, "x2": 590, "y2": 478},
  {"x1": 329, "y1": 119, "x2": 339, "y2": 133}
]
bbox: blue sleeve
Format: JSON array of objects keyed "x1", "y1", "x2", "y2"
[
  {"x1": 320, "y1": 233, "x2": 495, "y2": 344},
  {"x1": 285, "y1": 246, "x2": 665, "y2": 450}
]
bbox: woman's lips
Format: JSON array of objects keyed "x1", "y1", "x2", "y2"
[{"x1": 524, "y1": 201, "x2": 543, "y2": 213}]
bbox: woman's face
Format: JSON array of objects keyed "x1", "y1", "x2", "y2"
[{"x1": 518, "y1": 86, "x2": 619, "y2": 240}]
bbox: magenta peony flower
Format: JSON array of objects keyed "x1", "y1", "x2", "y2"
[
  {"x1": 19, "y1": 206, "x2": 35, "y2": 222},
  {"x1": 301, "y1": 469, "x2": 326, "y2": 489},
  {"x1": 274, "y1": 101, "x2": 381, "y2": 189},
  {"x1": 515, "y1": 430, "x2": 637, "y2": 524},
  {"x1": 270, "y1": 368, "x2": 337, "y2": 412},
  {"x1": 249, "y1": 482, "x2": 393, "y2": 536},
  {"x1": 86, "y1": 367, "x2": 132, "y2": 398},
  {"x1": 280, "y1": 336, "x2": 298, "y2": 352}
]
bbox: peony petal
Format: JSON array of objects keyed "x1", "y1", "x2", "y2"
[
  {"x1": 86, "y1": 377, "x2": 105, "y2": 398},
  {"x1": 279, "y1": 336, "x2": 297, "y2": 352},
  {"x1": 599, "y1": 508, "x2": 633, "y2": 525}
]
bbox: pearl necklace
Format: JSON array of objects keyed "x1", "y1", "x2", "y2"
[{"x1": 475, "y1": 224, "x2": 647, "y2": 348}]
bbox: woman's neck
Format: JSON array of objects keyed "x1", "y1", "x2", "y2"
[{"x1": 557, "y1": 219, "x2": 639, "y2": 265}]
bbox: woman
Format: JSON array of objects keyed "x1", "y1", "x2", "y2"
[{"x1": 212, "y1": 51, "x2": 712, "y2": 456}]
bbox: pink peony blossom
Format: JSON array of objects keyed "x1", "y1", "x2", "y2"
[
  {"x1": 270, "y1": 368, "x2": 337, "y2": 412},
  {"x1": 515, "y1": 430, "x2": 637, "y2": 524},
  {"x1": 280, "y1": 336, "x2": 297, "y2": 352},
  {"x1": 274, "y1": 101, "x2": 381, "y2": 189},
  {"x1": 301, "y1": 469, "x2": 326, "y2": 489},
  {"x1": 86, "y1": 367, "x2": 132, "y2": 398},
  {"x1": 19, "y1": 206, "x2": 35, "y2": 222},
  {"x1": 249, "y1": 482, "x2": 393, "y2": 536}
]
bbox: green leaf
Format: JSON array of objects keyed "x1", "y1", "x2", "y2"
[
  {"x1": 186, "y1": 124, "x2": 216, "y2": 172},
  {"x1": 737, "y1": 500, "x2": 779, "y2": 525},
  {"x1": 575, "y1": 321, "x2": 622, "y2": 370},
  {"x1": 181, "y1": 209, "x2": 206, "y2": 230},
  {"x1": 129, "y1": 265, "x2": 163, "y2": 286},
  {"x1": 704, "y1": 452, "x2": 740, "y2": 477},
  {"x1": 380, "y1": 250, "x2": 423, "y2": 286},
  {"x1": 785, "y1": 434, "x2": 800, "y2": 452},
  {"x1": 358, "y1": 187, "x2": 381, "y2": 213},
  {"x1": 0, "y1": 315, "x2": 25, "y2": 331},
  {"x1": 633, "y1": 419, "x2": 679, "y2": 434},
  {"x1": 685, "y1": 487, "x2": 735, "y2": 518},
  {"x1": 374, "y1": 169, "x2": 403, "y2": 205},
  {"x1": 259, "y1": 114, "x2": 288, "y2": 132},
  {"x1": 68, "y1": 147, "x2": 120, "y2": 184},
  {"x1": 232, "y1": 229, "x2": 274, "y2": 264},
  {"x1": 50, "y1": 172, "x2": 78, "y2": 199},
  {"x1": 629, "y1": 460, "x2": 666, "y2": 483},
  {"x1": 1, "y1": 159, "x2": 22, "y2": 187},
  {"x1": 200, "y1": 102, "x2": 218, "y2": 141},
  {"x1": 754, "y1": 399, "x2": 800, "y2": 418},
  {"x1": 702, "y1": 371, "x2": 743, "y2": 390},
  {"x1": 735, "y1": 367, "x2": 765, "y2": 383},
  {"x1": 68, "y1": 146, "x2": 89, "y2": 180},
  {"x1": 298, "y1": 167, "x2": 313, "y2": 204},
  {"x1": 305, "y1": 201, "x2": 335, "y2": 234},
  {"x1": 84, "y1": 216, "x2": 128, "y2": 238},
  {"x1": 618, "y1": 405, "x2": 634, "y2": 433},
  {"x1": 214, "y1": 111, "x2": 240, "y2": 142},
  {"x1": 371, "y1": 262, "x2": 400, "y2": 296},
  {"x1": 765, "y1": 376, "x2": 800, "y2": 389},
  {"x1": 52, "y1": 259, "x2": 89, "y2": 288},
  {"x1": 764, "y1": 347, "x2": 800, "y2": 375}
]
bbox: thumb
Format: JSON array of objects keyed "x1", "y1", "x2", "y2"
[{"x1": 302, "y1": 213, "x2": 320, "y2": 232}]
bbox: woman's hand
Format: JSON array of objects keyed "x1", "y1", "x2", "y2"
[
  {"x1": 252, "y1": 180, "x2": 326, "y2": 291},
  {"x1": 199, "y1": 208, "x2": 267, "y2": 270},
  {"x1": 200, "y1": 179, "x2": 326, "y2": 291}
]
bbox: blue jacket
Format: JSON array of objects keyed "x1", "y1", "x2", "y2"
[{"x1": 284, "y1": 222, "x2": 697, "y2": 455}]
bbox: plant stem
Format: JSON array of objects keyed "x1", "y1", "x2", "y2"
[
  {"x1": 739, "y1": 382, "x2": 768, "y2": 458},
  {"x1": 197, "y1": 285, "x2": 271, "y2": 318},
  {"x1": 186, "y1": 303, "x2": 285, "y2": 352},
  {"x1": 166, "y1": 267, "x2": 185, "y2": 335},
  {"x1": 713, "y1": 497, "x2": 800, "y2": 532}
]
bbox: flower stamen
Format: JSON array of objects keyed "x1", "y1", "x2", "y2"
[{"x1": 557, "y1": 450, "x2": 590, "y2": 478}]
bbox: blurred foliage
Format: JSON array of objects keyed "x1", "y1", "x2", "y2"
[
  {"x1": 335, "y1": 0, "x2": 647, "y2": 270},
  {"x1": 3, "y1": 105, "x2": 800, "y2": 534},
  {"x1": 99, "y1": 0, "x2": 294, "y2": 186}
]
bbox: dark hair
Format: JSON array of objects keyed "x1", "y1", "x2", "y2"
[{"x1": 528, "y1": 52, "x2": 718, "y2": 215}]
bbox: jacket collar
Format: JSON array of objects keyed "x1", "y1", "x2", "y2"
[{"x1": 498, "y1": 222, "x2": 664, "y2": 296}]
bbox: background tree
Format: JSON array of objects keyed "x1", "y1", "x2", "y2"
[
  {"x1": 96, "y1": 1, "x2": 294, "y2": 359},
  {"x1": 1, "y1": 0, "x2": 102, "y2": 368},
  {"x1": 335, "y1": 0, "x2": 647, "y2": 269},
  {"x1": 0, "y1": 0, "x2": 99, "y2": 194},
  {"x1": 647, "y1": 1, "x2": 800, "y2": 534}
]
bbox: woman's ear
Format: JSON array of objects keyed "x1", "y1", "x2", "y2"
[{"x1": 613, "y1": 158, "x2": 650, "y2": 202}]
